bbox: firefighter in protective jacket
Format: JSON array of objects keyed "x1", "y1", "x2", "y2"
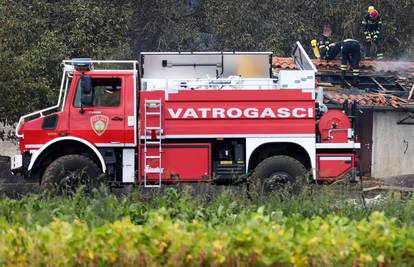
[
  {"x1": 362, "y1": 6, "x2": 383, "y2": 60},
  {"x1": 318, "y1": 25, "x2": 335, "y2": 60},
  {"x1": 328, "y1": 39, "x2": 362, "y2": 84}
]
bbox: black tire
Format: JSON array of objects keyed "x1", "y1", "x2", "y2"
[
  {"x1": 41, "y1": 154, "x2": 103, "y2": 194},
  {"x1": 248, "y1": 155, "x2": 308, "y2": 195}
]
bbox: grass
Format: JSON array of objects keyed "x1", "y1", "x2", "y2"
[
  {"x1": 1, "y1": 184, "x2": 414, "y2": 266},
  {"x1": 1, "y1": 183, "x2": 414, "y2": 227}
]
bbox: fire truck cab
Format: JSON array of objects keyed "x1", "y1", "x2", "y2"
[{"x1": 11, "y1": 42, "x2": 360, "y2": 191}]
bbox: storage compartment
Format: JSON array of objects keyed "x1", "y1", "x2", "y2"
[
  {"x1": 212, "y1": 140, "x2": 245, "y2": 180},
  {"x1": 317, "y1": 154, "x2": 354, "y2": 180},
  {"x1": 140, "y1": 143, "x2": 211, "y2": 182},
  {"x1": 213, "y1": 160, "x2": 245, "y2": 180}
]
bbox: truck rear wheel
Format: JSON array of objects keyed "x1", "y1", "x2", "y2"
[
  {"x1": 248, "y1": 155, "x2": 308, "y2": 195},
  {"x1": 41, "y1": 154, "x2": 103, "y2": 194}
]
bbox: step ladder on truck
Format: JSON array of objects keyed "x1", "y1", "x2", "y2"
[{"x1": 143, "y1": 99, "x2": 163, "y2": 187}]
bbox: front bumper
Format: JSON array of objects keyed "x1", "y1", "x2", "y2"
[
  {"x1": 10, "y1": 154, "x2": 23, "y2": 173},
  {"x1": 10, "y1": 152, "x2": 31, "y2": 175}
]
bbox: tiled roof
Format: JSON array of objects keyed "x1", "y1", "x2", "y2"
[
  {"x1": 272, "y1": 57, "x2": 414, "y2": 74},
  {"x1": 324, "y1": 92, "x2": 411, "y2": 108},
  {"x1": 272, "y1": 57, "x2": 414, "y2": 109},
  {"x1": 272, "y1": 57, "x2": 297, "y2": 70}
]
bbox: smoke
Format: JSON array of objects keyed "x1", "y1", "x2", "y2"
[
  {"x1": 370, "y1": 35, "x2": 414, "y2": 75},
  {"x1": 371, "y1": 59, "x2": 414, "y2": 76}
]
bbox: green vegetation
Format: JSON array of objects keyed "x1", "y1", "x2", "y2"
[{"x1": 1, "y1": 186, "x2": 414, "y2": 266}]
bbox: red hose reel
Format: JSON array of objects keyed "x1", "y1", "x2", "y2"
[{"x1": 318, "y1": 110, "x2": 351, "y2": 143}]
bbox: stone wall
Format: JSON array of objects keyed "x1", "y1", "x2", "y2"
[{"x1": 0, "y1": 124, "x2": 19, "y2": 158}]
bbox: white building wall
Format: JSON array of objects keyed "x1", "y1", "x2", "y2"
[{"x1": 371, "y1": 111, "x2": 414, "y2": 178}]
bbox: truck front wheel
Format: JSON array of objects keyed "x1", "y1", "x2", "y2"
[
  {"x1": 248, "y1": 155, "x2": 308, "y2": 194},
  {"x1": 41, "y1": 154, "x2": 103, "y2": 194}
]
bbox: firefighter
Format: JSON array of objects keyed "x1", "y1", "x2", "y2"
[
  {"x1": 328, "y1": 39, "x2": 362, "y2": 85},
  {"x1": 317, "y1": 25, "x2": 336, "y2": 60},
  {"x1": 362, "y1": 6, "x2": 383, "y2": 60}
]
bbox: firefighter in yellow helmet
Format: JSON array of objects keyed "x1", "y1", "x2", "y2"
[
  {"x1": 362, "y1": 6, "x2": 383, "y2": 60},
  {"x1": 368, "y1": 6, "x2": 375, "y2": 13}
]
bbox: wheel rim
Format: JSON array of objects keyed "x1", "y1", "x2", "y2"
[
  {"x1": 262, "y1": 171, "x2": 294, "y2": 192},
  {"x1": 58, "y1": 171, "x2": 90, "y2": 193}
]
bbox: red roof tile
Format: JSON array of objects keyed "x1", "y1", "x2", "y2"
[
  {"x1": 272, "y1": 57, "x2": 414, "y2": 74},
  {"x1": 324, "y1": 92, "x2": 410, "y2": 108}
]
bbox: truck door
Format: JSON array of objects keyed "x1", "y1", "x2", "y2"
[{"x1": 69, "y1": 76, "x2": 126, "y2": 145}]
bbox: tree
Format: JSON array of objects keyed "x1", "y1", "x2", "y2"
[
  {"x1": 0, "y1": 0, "x2": 132, "y2": 128},
  {"x1": 129, "y1": 0, "x2": 209, "y2": 53}
]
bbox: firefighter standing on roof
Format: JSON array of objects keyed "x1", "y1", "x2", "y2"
[
  {"x1": 328, "y1": 39, "x2": 362, "y2": 84},
  {"x1": 362, "y1": 6, "x2": 383, "y2": 60},
  {"x1": 317, "y1": 25, "x2": 336, "y2": 60}
]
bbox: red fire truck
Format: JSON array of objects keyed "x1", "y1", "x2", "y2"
[{"x1": 10, "y1": 42, "x2": 360, "y2": 191}]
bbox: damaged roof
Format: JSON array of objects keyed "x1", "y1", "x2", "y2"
[
  {"x1": 273, "y1": 57, "x2": 414, "y2": 109},
  {"x1": 272, "y1": 57, "x2": 414, "y2": 73},
  {"x1": 324, "y1": 91, "x2": 412, "y2": 109}
]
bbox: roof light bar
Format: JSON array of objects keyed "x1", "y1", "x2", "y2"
[{"x1": 72, "y1": 58, "x2": 93, "y2": 71}]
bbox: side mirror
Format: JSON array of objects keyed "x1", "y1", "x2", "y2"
[{"x1": 80, "y1": 75, "x2": 93, "y2": 106}]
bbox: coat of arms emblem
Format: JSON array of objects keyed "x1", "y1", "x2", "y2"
[{"x1": 90, "y1": 115, "x2": 109, "y2": 136}]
